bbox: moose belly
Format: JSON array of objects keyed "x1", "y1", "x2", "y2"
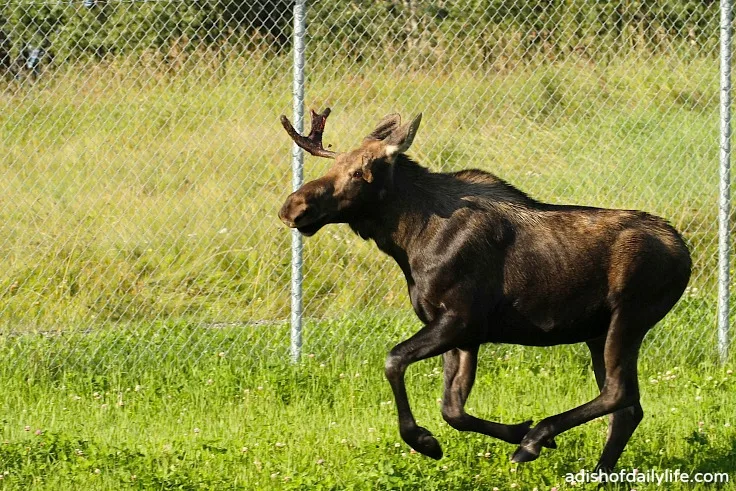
[{"x1": 487, "y1": 302, "x2": 611, "y2": 346}]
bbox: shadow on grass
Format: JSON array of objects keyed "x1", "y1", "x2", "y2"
[{"x1": 664, "y1": 435, "x2": 735, "y2": 481}]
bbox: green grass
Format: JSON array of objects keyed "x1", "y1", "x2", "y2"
[
  {"x1": 0, "y1": 318, "x2": 734, "y2": 490},
  {"x1": 0, "y1": 53, "x2": 728, "y2": 339},
  {"x1": 0, "y1": 51, "x2": 734, "y2": 489}
]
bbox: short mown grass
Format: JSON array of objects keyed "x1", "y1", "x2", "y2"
[{"x1": 0, "y1": 314, "x2": 734, "y2": 490}]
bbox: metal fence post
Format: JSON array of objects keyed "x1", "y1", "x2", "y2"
[
  {"x1": 290, "y1": 0, "x2": 306, "y2": 363},
  {"x1": 718, "y1": 0, "x2": 732, "y2": 364}
]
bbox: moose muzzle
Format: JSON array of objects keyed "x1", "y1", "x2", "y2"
[{"x1": 279, "y1": 191, "x2": 313, "y2": 228}]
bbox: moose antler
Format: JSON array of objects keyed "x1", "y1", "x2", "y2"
[{"x1": 280, "y1": 108, "x2": 337, "y2": 159}]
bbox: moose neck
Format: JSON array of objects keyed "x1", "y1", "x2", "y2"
[{"x1": 348, "y1": 156, "x2": 443, "y2": 273}]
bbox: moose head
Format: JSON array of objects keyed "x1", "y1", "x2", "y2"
[{"x1": 278, "y1": 108, "x2": 422, "y2": 236}]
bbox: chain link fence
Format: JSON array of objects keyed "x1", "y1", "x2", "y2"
[{"x1": 0, "y1": 0, "x2": 731, "y2": 369}]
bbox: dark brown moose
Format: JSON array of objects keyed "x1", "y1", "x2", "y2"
[{"x1": 278, "y1": 108, "x2": 691, "y2": 471}]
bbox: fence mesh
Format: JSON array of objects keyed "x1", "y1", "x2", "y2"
[{"x1": 0, "y1": 0, "x2": 730, "y2": 369}]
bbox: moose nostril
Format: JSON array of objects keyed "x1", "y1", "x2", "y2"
[
  {"x1": 293, "y1": 206, "x2": 316, "y2": 224},
  {"x1": 279, "y1": 192, "x2": 320, "y2": 228}
]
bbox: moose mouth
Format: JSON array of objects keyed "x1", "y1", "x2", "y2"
[{"x1": 295, "y1": 216, "x2": 327, "y2": 237}]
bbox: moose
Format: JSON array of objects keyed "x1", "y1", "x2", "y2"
[{"x1": 278, "y1": 108, "x2": 691, "y2": 471}]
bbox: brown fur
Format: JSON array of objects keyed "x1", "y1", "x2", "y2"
[{"x1": 279, "y1": 111, "x2": 691, "y2": 470}]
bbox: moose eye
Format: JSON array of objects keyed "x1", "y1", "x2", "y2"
[{"x1": 351, "y1": 170, "x2": 363, "y2": 179}]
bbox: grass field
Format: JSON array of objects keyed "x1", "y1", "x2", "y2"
[
  {"x1": 0, "y1": 53, "x2": 725, "y2": 331},
  {"x1": 0, "y1": 50, "x2": 734, "y2": 489},
  {"x1": 0, "y1": 320, "x2": 734, "y2": 490}
]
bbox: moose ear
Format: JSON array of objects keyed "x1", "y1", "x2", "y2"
[
  {"x1": 365, "y1": 113, "x2": 402, "y2": 141},
  {"x1": 384, "y1": 113, "x2": 422, "y2": 158}
]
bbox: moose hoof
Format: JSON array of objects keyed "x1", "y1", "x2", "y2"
[
  {"x1": 511, "y1": 420, "x2": 556, "y2": 449},
  {"x1": 510, "y1": 420, "x2": 534, "y2": 443},
  {"x1": 405, "y1": 426, "x2": 443, "y2": 460},
  {"x1": 594, "y1": 463, "x2": 615, "y2": 474},
  {"x1": 510, "y1": 445, "x2": 540, "y2": 463}
]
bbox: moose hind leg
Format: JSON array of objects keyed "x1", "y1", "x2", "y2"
[
  {"x1": 597, "y1": 404, "x2": 644, "y2": 471},
  {"x1": 588, "y1": 339, "x2": 644, "y2": 472},
  {"x1": 511, "y1": 310, "x2": 645, "y2": 463},
  {"x1": 442, "y1": 347, "x2": 556, "y2": 448}
]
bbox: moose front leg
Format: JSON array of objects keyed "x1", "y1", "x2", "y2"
[
  {"x1": 443, "y1": 347, "x2": 527, "y2": 440},
  {"x1": 385, "y1": 314, "x2": 469, "y2": 460},
  {"x1": 442, "y1": 347, "x2": 556, "y2": 448}
]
